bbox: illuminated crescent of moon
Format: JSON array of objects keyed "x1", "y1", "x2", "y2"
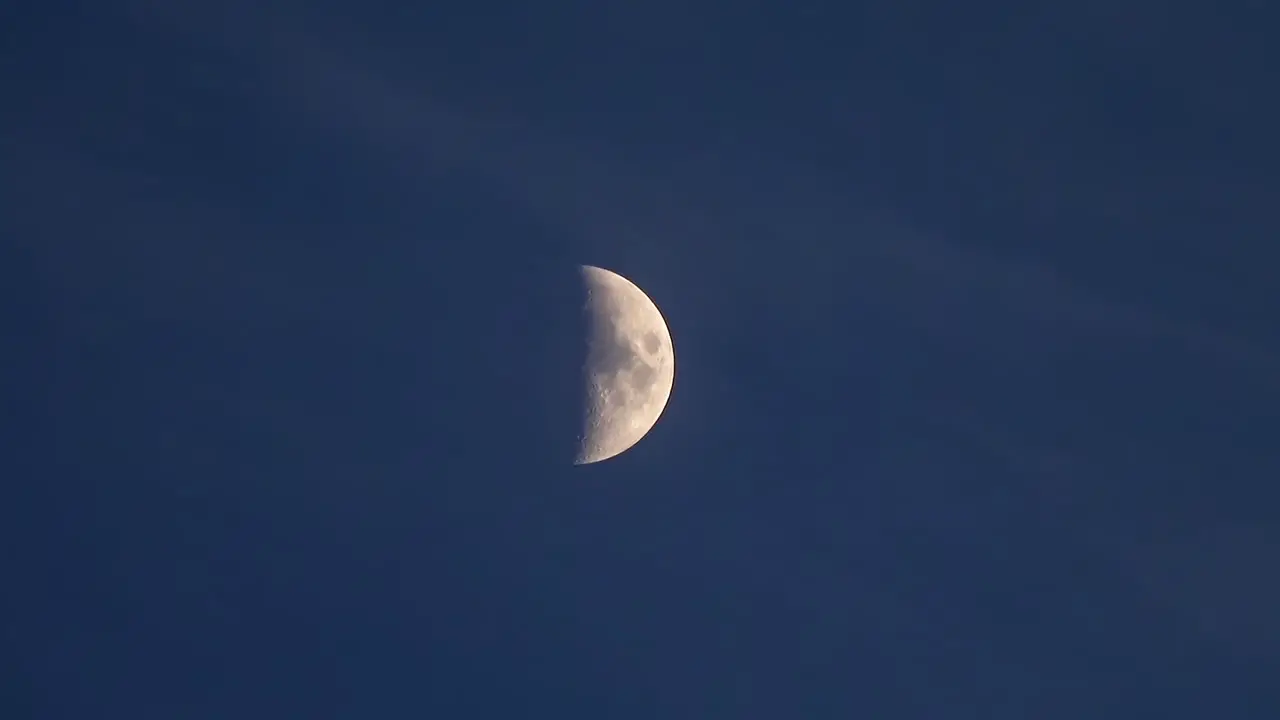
[{"x1": 575, "y1": 265, "x2": 676, "y2": 465}]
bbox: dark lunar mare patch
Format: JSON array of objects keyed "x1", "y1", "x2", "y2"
[
  {"x1": 593, "y1": 322, "x2": 644, "y2": 378},
  {"x1": 642, "y1": 331, "x2": 660, "y2": 354},
  {"x1": 629, "y1": 363, "x2": 656, "y2": 391}
]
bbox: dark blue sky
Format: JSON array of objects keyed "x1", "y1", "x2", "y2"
[{"x1": 6, "y1": 1, "x2": 1279, "y2": 717}]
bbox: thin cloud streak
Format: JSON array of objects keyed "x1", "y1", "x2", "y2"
[
  {"x1": 256, "y1": 30, "x2": 1274, "y2": 376},
  {"x1": 126, "y1": 0, "x2": 1278, "y2": 386}
]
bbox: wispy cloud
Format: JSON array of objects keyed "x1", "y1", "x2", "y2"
[{"x1": 139, "y1": 1, "x2": 1280, "y2": 384}]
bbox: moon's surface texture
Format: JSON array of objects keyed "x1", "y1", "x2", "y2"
[{"x1": 576, "y1": 265, "x2": 676, "y2": 465}]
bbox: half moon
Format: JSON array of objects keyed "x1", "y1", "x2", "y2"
[{"x1": 576, "y1": 265, "x2": 676, "y2": 465}]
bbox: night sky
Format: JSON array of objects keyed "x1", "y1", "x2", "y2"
[{"x1": 6, "y1": 1, "x2": 1279, "y2": 717}]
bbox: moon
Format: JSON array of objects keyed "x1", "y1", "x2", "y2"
[{"x1": 576, "y1": 265, "x2": 676, "y2": 465}]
